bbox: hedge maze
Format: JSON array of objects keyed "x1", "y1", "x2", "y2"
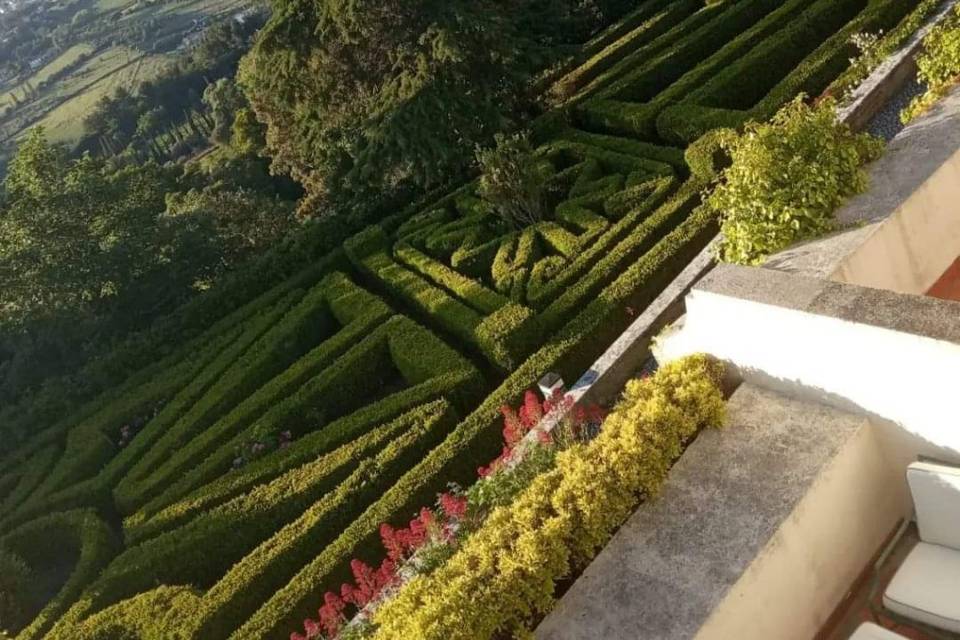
[{"x1": 0, "y1": 1, "x2": 923, "y2": 638}]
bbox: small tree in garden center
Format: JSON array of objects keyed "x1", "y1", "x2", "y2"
[
  {"x1": 476, "y1": 132, "x2": 552, "y2": 229},
  {"x1": 707, "y1": 96, "x2": 883, "y2": 265}
]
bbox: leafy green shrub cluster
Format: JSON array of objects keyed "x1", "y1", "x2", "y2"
[
  {"x1": 826, "y1": 0, "x2": 944, "y2": 102},
  {"x1": 902, "y1": 3, "x2": 960, "y2": 123},
  {"x1": 708, "y1": 97, "x2": 883, "y2": 265},
  {"x1": 370, "y1": 355, "x2": 726, "y2": 639}
]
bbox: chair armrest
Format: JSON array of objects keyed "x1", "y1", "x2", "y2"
[{"x1": 869, "y1": 518, "x2": 911, "y2": 620}]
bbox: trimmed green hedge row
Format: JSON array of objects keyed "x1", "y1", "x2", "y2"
[
  {"x1": 527, "y1": 173, "x2": 677, "y2": 310},
  {"x1": 550, "y1": 0, "x2": 703, "y2": 103},
  {"x1": 576, "y1": 0, "x2": 796, "y2": 138},
  {"x1": 0, "y1": 445, "x2": 59, "y2": 525},
  {"x1": 346, "y1": 226, "x2": 540, "y2": 371},
  {"x1": 0, "y1": 275, "x2": 327, "y2": 534},
  {"x1": 132, "y1": 311, "x2": 483, "y2": 526},
  {"x1": 655, "y1": 0, "x2": 916, "y2": 144},
  {"x1": 395, "y1": 242, "x2": 509, "y2": 315},
  {"x1": 125, "y1": 403, "x2": 425, "y2": 543},
  {"x1": 118, "y1": 274, "x2": 395, "y2": 520},
  {"x1": 113, "y1": 282, "x2": 338, "y2": 515},
  {"x1": 0, "y1": 510, "x2": 118, "y2": 640},
  {"x1": 538, "y1": 175, "x2": 701, "y2": 333},
  {"x1": 562, "y1": 0, "x2": 729, "y2": 109},
  {"x1": 46, "y1": 402, "x2": 459, "y2": 640}
]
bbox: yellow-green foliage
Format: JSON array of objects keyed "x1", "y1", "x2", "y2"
[
  {"x1": 902, "y1": 4, "x2": 960, "y2": 123},
  {"x1": 370, "y1": 354, "x2": 726, "y2": 640},
  {"x1": 708, "y1": 97, "x2": 883, "y2": 265}
]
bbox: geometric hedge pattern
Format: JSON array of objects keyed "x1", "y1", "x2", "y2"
[{"x1": 0, "y1": 0, "x2": 923, "y2": 638}]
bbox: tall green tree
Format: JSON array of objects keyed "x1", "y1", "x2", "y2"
[{"x1": 238, "y1": 0, "x2": 537, "y2": 214}]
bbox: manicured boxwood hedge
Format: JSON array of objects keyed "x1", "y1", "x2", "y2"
[
  {"x1": 132, "y1": 311, "x2": 482, "y2": 524},
  {"x1": 44, "y1": 403, "x2": 459, "y2": 640},
  {"x1": 0, "y1": 510, "x2": 118, "y2": 640}
]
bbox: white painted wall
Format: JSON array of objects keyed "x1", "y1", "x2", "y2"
[{"x1": 659, "y1": 289, "x2": 960, "y2": 460}]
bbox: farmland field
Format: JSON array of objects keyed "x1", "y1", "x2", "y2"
[
  {"x1": 0, "y1": 0, "x2": 927, "y2": 639},
  {"x1": 0, "y1": 44, "x2": 97, "y2": 113},
  {"x1": 29, "y1": 48, "x2": 172, "y2": 144}
]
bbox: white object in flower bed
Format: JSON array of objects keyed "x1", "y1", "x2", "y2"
[{"x1": 879, "y1": 461, "x2": 960, "y2": 635}]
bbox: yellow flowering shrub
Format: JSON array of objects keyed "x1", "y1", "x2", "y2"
[{"x1": 370, "y1": 354, "x2": 726, "y2": 640}]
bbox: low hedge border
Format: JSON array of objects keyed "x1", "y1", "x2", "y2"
[
  {"x1": 655, "y1": 0, "x2": 917, "y2": 144},
  {"x1": 576, "y1": 0, "x2": 813, "y2": 139},
  {"x1": 550, "y1": 0, "x2": 702, "y2": 103},
  {"x1": 121, "y1": 275, "x2": 396, "y2": 520},
  {"x1": 0, "y1": 270, "x2": 342, "y2": 533},
  {"x1": 527, "y1": 174, "x2": 677, "y2": 309},
  {"x1": 1, "y1": 510, "x2": 118, "y2": 640},
  {"x1": 395, "y1": 242, "x2": 509, "y2": 315},
  {"x1": 0, "y1": 445, "x2": 59, "y2": 525},
  {"x1": 346, "y1": 226, "x2": 539, "y2": 371},
  {"x1": 134, "y1": 312, "x2": 482, "y2": 522},
  {"x1": 79, "y1": 402, "x2": 457, "y2": 624},
  {"x1": 125, "y1": 403, "x2": 439, "y2": 544},
  {"x1": 370, "y1": 356, "x2": 726, "y2": 639},
  {"x1": 113, "y1": 286, "x2": 314, "y2": 514}
]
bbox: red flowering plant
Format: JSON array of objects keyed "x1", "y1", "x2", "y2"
[{"x1": 290, "y1": 389, "x2": 605, "y2": 640}]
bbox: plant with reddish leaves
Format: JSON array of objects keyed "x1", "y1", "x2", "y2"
[{"x1": 290, "y1": 388, "x2": 606, "y2": 640}]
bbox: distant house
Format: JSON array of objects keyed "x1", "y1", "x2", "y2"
[
  {"x1": 233, "y1": 6, "x2": 260, "y2": 24},
  {"x1": 178, "y1": 31, "x2": 206, "y2": 51},
  {"x1": 28, "y1": 56, "x2": 46, "y2": 70}
]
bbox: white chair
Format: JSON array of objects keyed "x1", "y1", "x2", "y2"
[
  {"x1": 850, "y1": 622, "x2": 908, "y2": 640},
  {"x1": 877, "y1": 461, "x2": 960, "y2": 638}
]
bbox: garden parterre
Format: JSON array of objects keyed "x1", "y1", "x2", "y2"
[{"x1": 0, "y1": 0, "x2": 926, "y2": 638}]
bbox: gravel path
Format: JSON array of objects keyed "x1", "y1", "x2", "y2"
[{"x1": 865, "y1": 76, "x2": 927, "y2": 141}]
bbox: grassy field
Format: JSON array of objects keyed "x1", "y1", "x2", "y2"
[
  {"x1": 0, "y1": 44, "x2": 97, "y2": 112},
  {"x1": 31, "y1": 48, "x2": 172, "y2": 144},
  {"x1": 0, "y1": 0, "x2": 250, "y2": 155}
]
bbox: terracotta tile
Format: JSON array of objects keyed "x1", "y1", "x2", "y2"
[{"x1": 928, "y1": 257, "x2": 960, "y2": 302}]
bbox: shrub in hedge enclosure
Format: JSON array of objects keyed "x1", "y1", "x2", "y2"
[
  {"x1": 369, "y1": 354, "x2": 726, "y2": 639},
  {"x1": 707, "y1": 97, "x2": 883, "y2": 265},
  {"x1": 902, "y1": 3, "x2": 960, "y2": 123},
  {"x1": 475, "y1": 132, "x2": 553, "y2": 229}
]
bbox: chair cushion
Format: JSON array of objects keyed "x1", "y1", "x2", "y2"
[
  {"x1": 883, "y1": 542, "x2": 960, "y2": 633},
  {"x1": 849, "y1": 622, "x2": 908, "y2": 640},
  {"x1": 907, "y1": 461, "x2": 960, "y2": 550}
]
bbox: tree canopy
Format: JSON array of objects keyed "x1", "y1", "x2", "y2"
[{"x1": 238, "y1": 0, "x2": 628, "y2": 215}]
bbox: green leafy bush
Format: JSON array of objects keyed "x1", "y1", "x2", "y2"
[
  {"x1": 708, "y1": 97, "x2": 883, "y2": 265},
  {"x1": 902, "y1": 4, "x2": 960, "y2": 123},
  {"x1": 476, "y1": 132, "x2": 552, "y2": 229},
  {"x1": 370, "y1": 355, "x2": 726, "y2": 639}
]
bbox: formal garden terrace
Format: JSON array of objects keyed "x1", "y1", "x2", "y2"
[{"x1": 0, "y1": 0, "x2": 958, "y2": 638}]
